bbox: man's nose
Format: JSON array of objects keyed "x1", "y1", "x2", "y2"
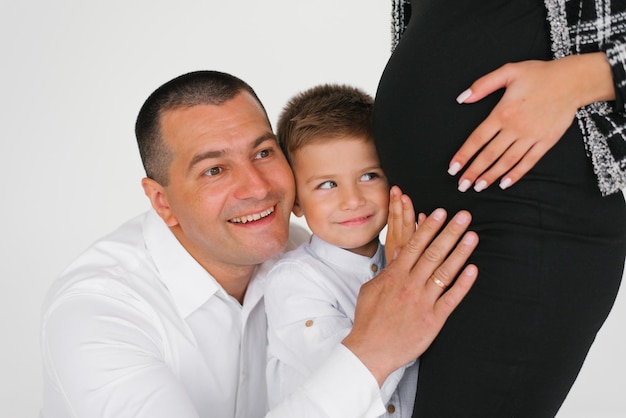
[{"x1": 234, "y1": 163, "x2": 271, "y2": 200}]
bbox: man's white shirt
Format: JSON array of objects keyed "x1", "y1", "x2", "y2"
[{"x1": 40, "y1": 210, "x2": 387, "y2": 418}]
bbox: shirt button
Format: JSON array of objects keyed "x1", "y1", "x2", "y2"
[
  {"x1": 387, "y1": 404, "x2": 396, "y2": 414},
  {"x1": 371, "y1": 264, "x2": 378, "y2": 273},
  {"x1": 305, "y1": 319, "x2": 314, "y2": 327}
]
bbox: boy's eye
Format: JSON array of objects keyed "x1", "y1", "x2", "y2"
[
  {"x1": 204, "y1": 166, "x2": 223, "y2": 177},
  {"x1": 361, "y1": 172, "x2": 379, "y2": 181},
  {"x1": 318, "y1": 180, "x2": 337, "y2": 189}
]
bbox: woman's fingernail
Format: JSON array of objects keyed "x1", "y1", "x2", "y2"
[
  {"x1": 500, "y1": 177, "x2": 512, "y2": 190},
  {"x1": 456, "y1": 88, "x2": 472, "y2": 104},
  {"x1": 448, "y1": 162, "x2": 461, "y2": 176},
  {"x1": 458, "y1": 179, "x2": 471, "y2": 192},
  {"x1": 474, "y1": 180, "x2": 487, "y2": 192}
]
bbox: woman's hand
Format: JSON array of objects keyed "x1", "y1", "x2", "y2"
[{"x1": 448, "y1": 53, "x2": 614, "y2": 192}]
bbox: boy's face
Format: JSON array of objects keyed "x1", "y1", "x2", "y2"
[{"x1": 291, "y1": 137, "x2": 389, "y2": 257}]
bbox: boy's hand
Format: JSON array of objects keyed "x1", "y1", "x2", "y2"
[{"x1": 385, "y1": 186, "x2": 420, "y2": 263}]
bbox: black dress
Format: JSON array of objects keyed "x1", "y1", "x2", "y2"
[{"x1": 374, "y1": 0, "x2": 626, "y2": 416}]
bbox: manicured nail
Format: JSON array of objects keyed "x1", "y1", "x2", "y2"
[
  {"x1": 474, "y1": 180, "x2": 487, "y2": 192},
  {"x1": 448, "y1": 162, "x2": 461, "y2": 176},
  {"x1": 456, "y1": 88, "x2": 472, "y2": 104},
  {"x1": 458, "y1": 179, "x2": 471, "y2": 192},
  {"x1": 499, "y1": 177, "x2": 512, "y2": 190}
]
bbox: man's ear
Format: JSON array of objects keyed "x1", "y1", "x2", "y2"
[
  {"x1": 141, "y1": 178, "x2": 179, "y2": 227},
  {"x1": 292, "y1": 196, "x2": 304, "y2": 218}
]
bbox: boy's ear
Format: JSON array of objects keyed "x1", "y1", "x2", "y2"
[
  {"x1": 141, "y1": 177, "x2": 179, "y2": 227},
  {"x1": 292, "y1": 197, "x2": 304, "y2": 217}
]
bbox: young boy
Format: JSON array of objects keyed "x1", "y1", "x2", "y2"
[{"x1": 264, "y1": 84, "x2": 418, "y2": 417}]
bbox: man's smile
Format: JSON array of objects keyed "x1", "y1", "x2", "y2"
[{"x1": 229, "y1": 205, "x2": 275, "y2": 224}]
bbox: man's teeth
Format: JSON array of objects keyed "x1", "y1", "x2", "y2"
[{"x1": 230, "y1": 207, "x2": 274, "y2": 224}]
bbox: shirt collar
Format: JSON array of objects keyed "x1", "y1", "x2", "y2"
[
  {"x1": 308, "y1": 235, "x2": 385, "y2": 284},
  {"x1": 142, "y1": 211, "x2": 308, "y2": 318},
  {"x1": 143, "y1": 209, "x2": 223, "y2": 318},
  {"x1": 243, "y1": 223, "x2": 311, "y2": 311}
]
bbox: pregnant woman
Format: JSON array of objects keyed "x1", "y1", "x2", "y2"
[{"x1": 374, "y1": 1, "x2": 626, "y2": 416}]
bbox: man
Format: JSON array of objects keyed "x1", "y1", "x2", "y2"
[{"x1": 41, "y1": 71, "x2": 479, "y2": 417}]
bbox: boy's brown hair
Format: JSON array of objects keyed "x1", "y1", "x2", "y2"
[{"x1": 276, "y1": 84, "x2": 374, "y2": 166}]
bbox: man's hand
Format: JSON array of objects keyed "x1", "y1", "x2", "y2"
[{"x1": 343, "y1": 209, "x2": 478, "y2": 386}]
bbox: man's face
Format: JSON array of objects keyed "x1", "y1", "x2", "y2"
[{"x1": 146, "y1": 92, "x2": 295, "y2": 277}]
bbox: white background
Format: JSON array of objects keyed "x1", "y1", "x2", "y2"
[{"x1": 1, "y1": 1, "x2": 624, "y2": 417}]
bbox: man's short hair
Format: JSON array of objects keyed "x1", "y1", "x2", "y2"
[
  {"x1": 135, "y1": 70, "x2": 267, "y2": 185},
  {"x1": 276, "y1": 84, "x2": 374, "y2": 166}
]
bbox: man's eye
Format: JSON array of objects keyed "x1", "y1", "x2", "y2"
[
  {"x1": 204, "y1": 167, "x2": 223, "y2": 177},
  {"x1": 255, "y1": 149, "x2": 272, "y2": 159},
  {"x1": 361, "y1": 172, "x2": 379, "y2": 181},
  {"x1": 318, "y1": 180, "x2": 337, "y2": 189}
]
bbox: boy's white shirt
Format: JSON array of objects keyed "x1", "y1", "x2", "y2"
[{"x1": 265, "y1": 234, "x2": 419, "y2": 418}]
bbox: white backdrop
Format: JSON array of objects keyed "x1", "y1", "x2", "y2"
[{"x1": 1, "y1": 1, "x2": 624, "y2": 417}]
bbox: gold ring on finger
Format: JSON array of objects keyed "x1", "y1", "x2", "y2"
[{"x1": 430, "y1": 275, "x2": 448, "y2": 290}]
